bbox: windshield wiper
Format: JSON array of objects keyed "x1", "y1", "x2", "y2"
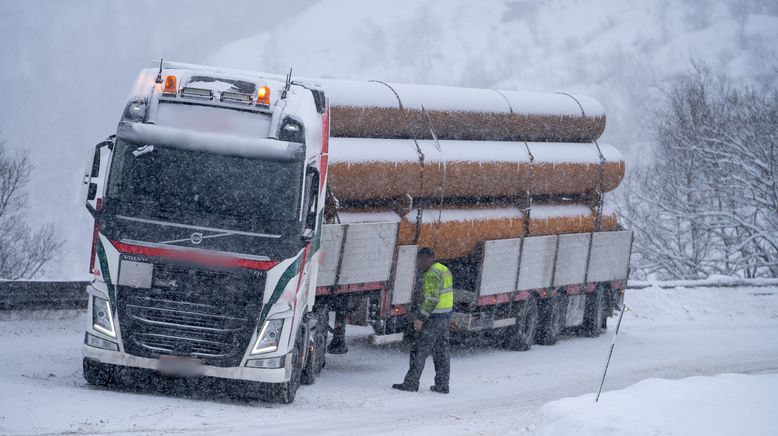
[
  {"x1": 115, "y1": 215, "x2": 283, "y2": 239},
  {"x1": 132, "y1": 144, "x2": 155, "y2": 157}
]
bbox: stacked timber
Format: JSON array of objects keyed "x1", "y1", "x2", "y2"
[
  {"x1": 337, "y1": 205, "x2": 618, "y2": 260},
  {"x1": 318, "y1": 79, "x2": 624, "y2": 259},
  {"x1": 326, "y1": 139, "x2": 624, "y2": 201},
  {"x1": 320, "y1": 80, "x2": 606, "y2": 142}
]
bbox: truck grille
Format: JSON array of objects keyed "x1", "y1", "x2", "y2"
[{"x1": 117, "y1": 263, "x2": 264, "y2": 367}]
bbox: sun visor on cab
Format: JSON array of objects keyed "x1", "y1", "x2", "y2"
[{"x1": 116, "y1": 122, "x2": 305, "y2": 162}]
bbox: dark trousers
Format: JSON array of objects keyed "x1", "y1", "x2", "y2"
[{"x1": 403, "y1": 316, "x2": 450, "y2": 388}]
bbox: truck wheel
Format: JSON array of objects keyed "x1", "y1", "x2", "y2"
[
  {"x1": 301, "y1": 307, "x2": 328, "y2": 385},
  {"x1": 274, "y1": 330, "x2": 304, "y2": 404},
  {"x1": 505, "y1": 297, "x2": 538, "y2": 351},
  {"x1": 83, "y1": 358, "x2": 115, "y2": 387},
  {"x1": 536, "y1": 294, "x2": 565, "y2": 345},
  {"x1": 582, "y1": 285, "x2": 606, "y2": 337}
]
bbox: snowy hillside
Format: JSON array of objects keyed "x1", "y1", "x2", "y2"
[{"x1": 213, "y1": 0, "x2": 778, "y2": 160}]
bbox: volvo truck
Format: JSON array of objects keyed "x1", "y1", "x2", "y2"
[{"x1": 80, "y1": 61, "x2": 632, "y2": 403}]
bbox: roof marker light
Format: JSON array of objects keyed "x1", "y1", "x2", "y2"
[
  {"x1": 257, "y1": 86, "x2": 270, "y2": 106},
  {"x1": 163, "y1": 75, "x2": 177, "y2": 95}
]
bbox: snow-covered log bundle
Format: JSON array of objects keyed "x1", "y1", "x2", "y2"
[
  {"x1": 320, "y1": 79, "x2": 624, "y2": 259},
  {"x1": 322, "y1": 80, "x2": 606, "y2": 142},
  {"x1": 337, "y1": 204, "x2": 618, "y2": 260},
  {"x1": 327, "y1": 139, "x2": 624, "y2": 201}
]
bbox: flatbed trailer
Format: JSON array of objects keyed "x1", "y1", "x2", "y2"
[{"x1": 315, "y1": 221, "x2": 632, "y2": 348}]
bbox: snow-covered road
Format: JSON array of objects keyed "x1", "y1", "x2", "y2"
[{"x1": 1, "y1": 286, "x2": 777, "y2": 435}]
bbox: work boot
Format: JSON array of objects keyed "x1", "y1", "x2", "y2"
[
  {"x1": 391, "y1": 383, "x2": 418, "y2": 392},
  {"x1": 430, "y1": 385, "x2": 449, "y2": 394},
  {"x1": 327, "y1": 339, "x2": 348, "y2": 354}
]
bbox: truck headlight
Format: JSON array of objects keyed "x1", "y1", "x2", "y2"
[
  {"x1": 92, "y1": 296, "x2": 116, "y2": 338},
  {"x1": 251, "y1": 319, "x2": 284, "y2": 355}
]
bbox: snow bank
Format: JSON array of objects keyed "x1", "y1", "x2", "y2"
[
  {"x1": 534, "y1": 373, "x2": 778, "y2": 436},
  {"x1": 630, "y1": 276, "x2": 778, "y2": 289}
]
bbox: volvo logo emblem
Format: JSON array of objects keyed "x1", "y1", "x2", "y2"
[{"x1": 190, "y1": 232, "x2": 204, "y2": 245}]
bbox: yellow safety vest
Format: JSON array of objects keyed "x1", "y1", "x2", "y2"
[{"x1": 420, "y1": 262, "x2": 454, "y2": 317}]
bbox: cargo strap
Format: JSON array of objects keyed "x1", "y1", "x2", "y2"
[
  {"x1": 592, "y1": 139, "x2": 607, "y2": 232},
  {"x1": 557, "y1": 91, "x2": 607, "y2": 232},
  {"x1": 491, "y1": 89, "x2": 515, "y2": 116},
  {"x1": 555, "y1": 91, "x2": 586, "y2": 117},
  {"x1": 422, "y1": 106, "x2": 447, "y2": 251},
  {"x1": 371, "y1": 80, "x2": 426, "y2": 243},
  {"x1": 522, "y1": 141, "x2": 534, "y2": 237}
]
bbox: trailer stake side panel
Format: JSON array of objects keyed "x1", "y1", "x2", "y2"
[
  {"x1": 478, "y1": 239, "x2": 521, "y2": 297},
  {"x1": 517, "y1": 235, "x2": 558, "y2": 291},
  {"x1": 391, "y1": 245, "x2": 418, "y2": 305},
  {"x1": 587, "y1": 231, "x2": 633, "y2": 283},
  {"x1": 317, "y1": 222, "x2": 398, "y2": 288},
  {"x1": 553, "y1": 233, "x2": 592, "y2": 287},
  {"x1": 317, "y1": 225, "x2": 345, "y2": 287},
  {"x1": 337, "y1": 222, "x2": 398, "y2": 285}
]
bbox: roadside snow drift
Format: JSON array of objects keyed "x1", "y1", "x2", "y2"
[{"x1": 535, "y1": 373, "x2": 778, "y2": 436}]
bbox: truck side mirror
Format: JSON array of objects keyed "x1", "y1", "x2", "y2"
[
  {"x1": 81, "y1": 137, "x2": 114, "y2": 217},
  {"x1": 301, "y1": 167, "x2": 320, "y2": 243},
  {"x1": 87, "y1": 182, "x2": 98, "y2": 201}
]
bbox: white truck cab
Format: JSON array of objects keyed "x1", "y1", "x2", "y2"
[{"x1": 80, "y1": 61, "x2": 329, "y2": 403}]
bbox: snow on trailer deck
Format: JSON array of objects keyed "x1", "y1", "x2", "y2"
[{"x1": 2, "y1": 285, "x2": 778, "y2": 436}]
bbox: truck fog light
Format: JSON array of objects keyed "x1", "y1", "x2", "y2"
[
  {"x1": 92, "y1": 296, "x2": 116, "y2": 338},
  {"x1": 245, "y1": 355, "x2": 286, "y2": 369},
  {"x1": 85, "y1": 333, "x2": 119, "y2": 351},
  {"x1": 250, "y1": 319, "x2": 284, "y2": 355}
]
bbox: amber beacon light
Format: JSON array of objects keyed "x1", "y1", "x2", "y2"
[
  {"x1": 257, "y1": 86, "x2": 270, "y2": 106},
  {"x1": 163, "y1": 75, "x2": 177, "y2": 95}
]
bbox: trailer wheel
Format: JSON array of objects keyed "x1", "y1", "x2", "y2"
[
  {"x1": 301, "y1": 307, "x2": 328, "y2": 385},
  {"x1": 536, "y1": 294, "x2": 564, "y2": 345},
  {"x1": 582, "y1": 285, "x2": 606, "y2": 337},
  {"x1": 273, "y1": 329, "x2": 304, "y2": 404},
  {"x1": 83, "y1": 358, "x2": 116, "y2": 387},
  {"x1": 505, "y1": 297, "x2": 538, "y2": 351}
]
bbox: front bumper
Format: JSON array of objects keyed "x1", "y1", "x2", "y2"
[{"x1": 83, "y1": 343, "x2": 292, "y2": 383}]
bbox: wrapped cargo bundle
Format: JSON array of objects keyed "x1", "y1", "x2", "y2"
[
  {"x1": 527, "y1": 204, "x2": 618, "y2": 236},
  {"x1": 321, "y1": 80, "x2": 606, "y2": 143},
  {"x1": 336, "y1": 204, "x2": 618, "y2": 260},
  {"x1": 327, "y1": 138, "x2": 624, "y2": 202},
  {"x1": 398, "y1": 207, "x2": 525, "y2": 259}
]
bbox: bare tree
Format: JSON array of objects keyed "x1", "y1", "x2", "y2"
[
  {"x1": 617, "y1": 65, "x2": 778, "y2": 279},
  {"x1": 0, "y1": 138, "x2": 63, "y2": 280}
]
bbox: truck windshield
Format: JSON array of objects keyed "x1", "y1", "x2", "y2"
[{"x1": 106, "y1": 139, "x2": 302, "y2": 233}]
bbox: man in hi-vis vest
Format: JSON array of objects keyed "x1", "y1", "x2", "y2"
[{"x1": 393, "y1": 247, "x2": 453, "y2": 394}]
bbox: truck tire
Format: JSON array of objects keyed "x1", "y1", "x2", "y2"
[
  {"x1": 582, "y1": 285, "x2": 606, "y2": 337},
  {"x1": 83, "y1": 358, "x2": 116, "y2": 387},
  {"x1": 536, "y1": 294, "x2": 565, "y2": 345},
  {"x1": 504, "y1": 297, "x2": 538, "y2": 351},
  {"x1": 273, "y1": 329, "x2": 304, "y2": 404},
  {"x1": 301, "y1": 307, "x2": 328, "y2": 385}
]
